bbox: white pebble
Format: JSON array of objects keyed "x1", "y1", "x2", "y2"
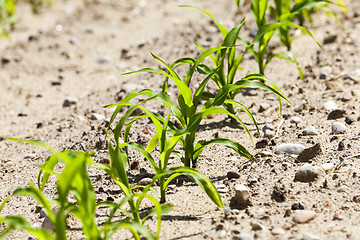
[
  {"x1": 324, "y1": 100, "x2": 338, "y2": 111},
  {"x1": 4, "y1": 162, "x2": 14, "y2": 168},
  {"x1": 302, "y1": 126, "x2": 318, "y2": 136},
  {"x1": 331, "y1": 122, "x2": 346, "y2": 134},
  {"x1": 275, "y1": 143, "x2": 305, "y2": 154},
  {"x1": 234, "y1": 184, "x2": 250, "y2": 205},
  {"x1": 321, "y1": 163, "x2": 334, "y2": 172},
  {"x1": 290, "y1": 116, "x2": 301, "y2": 124}
]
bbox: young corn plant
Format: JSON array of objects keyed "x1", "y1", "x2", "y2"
[
  {"x1": 104, "y1": 49, "x2": 288, "y2": 203},
  {"x1": 0, "y1": 0, "x2": 16, "y2": 38},
  {"x1": 248, "y1": 0, "x2": 323, "y2": 78},
  {"x1": 268, "y1": 0, "x2": 345, "y2": 51},
  {"x1": 178, "y1": 6, "x2": 287, "y2": 116},
  {"x1": 0, "y1": 138, "x2": 165, "y2": 240}
]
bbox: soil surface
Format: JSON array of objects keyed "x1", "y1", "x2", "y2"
[{"x1": 0, "y1": 0, "x2": 360, "y2": 239}]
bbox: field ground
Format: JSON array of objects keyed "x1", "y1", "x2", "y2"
[{"x1": 0, "y1": 0, "x2": 359, "y2": 239}]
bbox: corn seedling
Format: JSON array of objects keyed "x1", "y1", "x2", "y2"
[
  {"x1": 247, "y1": 0, "x2": 324, "y2": 78},
  {"x1": 104, "y1": 48, "x2": 289, "y2": 203},
  {"x1": 178, "y1": 6, "x2": 288, "y2": 116},
  {"x1": 0, "y1": 0, "x2": 16, "y2": 38},
  {"x1": 0, "y1": 138, "x2": 166, "y2": 240}
]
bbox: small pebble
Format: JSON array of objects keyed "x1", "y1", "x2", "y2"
[
  {"x1": 234, "y1": 184, "x2": 250, "y2": 206},
  {"x1": 294, "y1": 101, "x2": 305, "y2": 112},
  {"x1": 90, "y1": 113, "x2": 106, "y2": 121},
  {"x1": 235, "y1": 233, "x2": 254, "y2": 240},
  {"x1": 138, "y1": 178, "x2": 153, "y2": 186},
  {"x1": 324, "y1": 100, "x2": 338, "y2": 111},
  {"x1": 323, "y1": 34, "x2": 337, "y2": 44},
  {"x1": 271, "y1": 227, "x2": 285, "y2": 235},
  {"x1": 63, "y1": 96, "x2": 78, "y2": 107},
  {"x1": 251, "y1": 222, "x2": 265, "y2": 231},
  {"x1": 4, "y1": 162, "x2": 14, "y2": 168},
  {"x1": 69, "y1": 37, "x2": 81, "y2": 45},
  {"x1": 345, "y1": 115, "x2": 356, "y2": 124},
  {"x1": 338, "y1": 141, "x2": 345, "y2": 151},
  {"x1": 290, "y1": 116, "x2": 301, "y2": 124},
  {"x1": 351, "y1": 89, "x2": 360, "y2": 97},
  {"x1": 24, "y1": 154, "x2": 36, "y2": 159},
  {"x1": 275, "y1": 143, "x2": 305, "y2": 154},
  {"x1": 258, "y1": 103, "x2": 270, "y2": 113},
  {"x1": 291, "y1": 202, "x2": 307, "y2": 210},
  {"x1": 302, "y1": 126, "x2": 318, "y2": 136},
  {"x1": 227, "y1": 171, "x2": 240, "y2": 180},
  {"x1": 337, "y1": 185, "x2": 349, "y2": 193},
  {"x1": 295, "y1": 164, "x2": 323, "y2": 182},
  {"x1": 331, "y1": 122, "x2": 346, "y2": 134},
  {"x1": 292, "y1": 210, "x2": 317, "y2": 224},
  {"x1": 262, "y1": 123, "x2": 274, "y2": 131},
  {"x1": 263, "y1": 129, "x2": 274, "y2": 138},
  {"x1": 297, "y1": 143, "x2": 321, "y2": 162},
  {"x1": 40, "y1": 208, "x2": 47, "y2": 218},
  {"x1": 321, "y1": 163, "x2": 334, "y2": 172},
  {"x1": 218, "y1": 230, "x2": 227, "y2": 238},
  {"x1": 328, "y1": 109, "x2": 346, "y2": 120},
  {"x1": 333, "y1": 213, "x2": 344, "y2": 220},
  {"x1": 98, "y1": 56, "x2": 111, "y2": 64}
]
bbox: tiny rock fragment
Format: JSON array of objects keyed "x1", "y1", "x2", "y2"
[
  {"x1": 292, "y1": 210, "x2": 317, "y2": 224},
  {"x1": 323, "y1": 100, "x2": 338, "y2": 111},
  {"x1": 331, "y1": 122, "x2": 347, "y2": 134},
  {"x1": 234, "y1": 233, "x2": 254, "y2": 240},
  {"x1": 290, "y1": 116, "x2": 301, "y2": 124},
  {"x1": 328, "y1": 109, "x2": 346, "y2": 120},
  {"x1": 258, "y1": 103, "x2": 270, "y2": 113},
  {"x1": 333, "y1": 213, "x2": 344, "y2": 220},
  {"x1": 321, "y1": 162, "x2": 334, "y2": 172},
  {"x1": 291, "y1": 202, "x2": 307, "y2": 210},
  {"x1": 297, "y1": 143, "x2": 321, "y2": 162},
  {"x1": 138, "y1": 178, "x2": 153, "y2": 186},
  {"x1": 4, "y1": 161, "x2": 14, "y2": 168},
  {"x1": 98, "y1": 56, "x2": 111, "y2": 63},
  {"x1": 323, "y1": 33, "x2": 337, "y2": 44},
  {"x1": 234, "y1": 184, "x2": 250, "y2": 206},
  {"x1": 63, "y1": 96, "x2": 78, "y2": 107},
  {"x1": 302, "y1": 126, "x2": 318, "y2": 136},
  {"x1": 295, "y1": 164, "x2": 323, "y2": 182},
  {"x1": 345, "y1": 115, "x2": 356, "y2": 124},
  {"x1": 351, "y1": 89, "x2": 360, "y2": 97},
  {"x1": 251, "y1": 222, "x2": 265, "y2": 231},
  {"x1": 256, "y1": 139, "x2": 268, "y2": 149},
  {"x1": 275, "y1": 143, "x2": 305, "y2": 155},
  {"x1": 90, "y1": 113, "x2": 106, "y2": 121},
  {"x1": 271, "y1": 185, "x2": 286, "y2": 202},
  {"x1": 294, "y1": 101, "x2": 305, "y2": 112},
  {"x1": 227, "y1": 171, "x2": 240, "y2": 180},
  {"x1": 271, "y1": 227, "x2": 285, "y2": 236}
]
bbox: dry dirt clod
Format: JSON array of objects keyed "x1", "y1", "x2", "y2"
[
  {"x1": 233, "y1": 184, "x2": 250, "y2": 207},
  {"x1": 295, "y1": 164, "x2": 323, "y2": 182},
  {"x1": 297, "y1": 143, "x2": 321, "y2": 162},
  {"x1": 328, "y1": 109, "x2": 346, "y2": 120}
]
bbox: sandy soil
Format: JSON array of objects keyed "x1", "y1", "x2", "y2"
[{"x1": 0, "y1": 0, "x2": 359, "y2": 239}]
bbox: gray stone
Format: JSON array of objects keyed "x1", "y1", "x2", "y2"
[
  {"x1": 259, "y1": 103, "x2": 270, "y2": 112},
  {"x1": 264, "y1": 129, "x2": 274, "y2": 138},
  {"x1": 331, "y1": 122, "x2": 346, "y2": 134},
  {"x1": 295, "y1": 164, "x2": 323, "y2": 182},
  {"x1": 227, "y1": 171, "x2": 240, "y2": 180},
  {"x1": 69, "y1": 37, "x2": 81, "y2": 45},
  {"x1": 262, "y1": 123, "x2": 274, "y2": 131},
  {"x1": 139, "y1": 178, "x2": 153, "y2": 186},
  {"x1": 345, "y1": 115, "x2": 356, "y2": 124},
  {"x1": 275, "y1": 143, "x2": 305, "y2": 154},
  {"x1": 251, "y1": 222, "x2": 265, "y2": 231},
  {"x1": 234, "y1": 184, "x2": 250, "y2": 206},
  {"x1": 90, "y1": 113, "x2": 106, "y2": 121},
  {"x1": 292, "y1": 210, "x2": 317, "y2": 223},
  {"x1": 235, "y1": 233, "x2": 254, "y2": 240},
  {"x1": 294, "y1": 101, "x2": 305, "y2": 112},
  {"x1": 63, "y1": 96, "x2": 78, "y2": 107},
  {"x1": 290, "y1": 116, "x2": 301, "y2": 124},
  {"x1": 40, "y1": 208, "x2": 47, "y2": 218},
  {"x1": 4, "y1": 162, "x2": 14, "y2": 168},
  {"x1": 328, "y1": 109, "x2": 346, "y2": 120},
  {"x1": 98, "y1": 56, "x2": 111, "y2": 63},
  {"x1": 302, "y1": 126, "x2": 318, "y2": 136}
]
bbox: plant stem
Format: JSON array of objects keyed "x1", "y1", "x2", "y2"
[{"x1": 160, "y1": 176, "x2": 166, "y2": 203}]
